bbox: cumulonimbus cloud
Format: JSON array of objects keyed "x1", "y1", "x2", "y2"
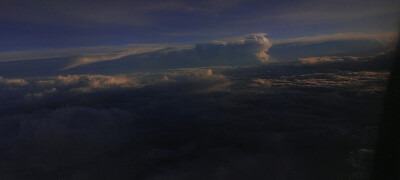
[
  {"x1": 0, "y1": 34, "x2": 273, "y2": 78},
  {"x1": 63, "y1": 33, "x2": 273, "y2": 71},
  {"x1": 214, "y1": 33, "x2": 272, "y2": 63},
  {"x1": 243, "y1": 33, "x2": 272, "y2": 63}
]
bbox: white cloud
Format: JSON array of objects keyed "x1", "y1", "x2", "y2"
[
  {"x1": 213, "y1": 33, "x2": 272, "y2": 63},
  {"x1": 244, "y1": 34, "x2": 272, "y2": 63}
]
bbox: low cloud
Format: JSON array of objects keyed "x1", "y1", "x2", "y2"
[
  {"x1": 298, "y1": 56, "x2": 360, "y2": 64},
  {"x1": 158, "y1": 68, "x2": 231, "y2": 93},
  {"x1": 0, "y1": 68, "x2": 231, "y2": 109},
  {"x1": 251, "y1": 71, "x2": 389, "y2": 93},
  {"x1": 0, "y1": 55, "x2": 390, "y2": 179},
  {"x1": 25, "y1": 88, "x2": 57, "y2": 98},
  {"x1": 272, "y1": 32, "x2": 398, "y2": 46},
  {"x1": 0, "y1": 76, "x2": 28, "y2": 86},
  {"x1": 39, "y1": 74, "x2": 142, "y2": 93}
]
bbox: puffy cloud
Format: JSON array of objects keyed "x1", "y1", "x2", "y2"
[
  {"x1": 0, "y1": 76, "x2": 28, "y2": 86},
  {"x1": 45, "y1": 74, "x2": 142, "y2": 93},
  {"x1": 0, "y1": 49, "x2": 392, "y2": 179},
  {"x1": 0, "y1": 68, "x2": 231, "y2": 110},
  {"x1": 52, "y1": 69, "x2": 228, "y2": 93},
  {"x1": 0, "y1": 58, "x2": 389, "y2": 179},
  {"x1": 138, "y1": 68, "x2": 231, "y2": 93},
  {"x1": 243, "y1": 34, "x2": 272, "y2": 63},
  {"x1": 213, "y1": 33, "x2": 272, "y2": 63}
]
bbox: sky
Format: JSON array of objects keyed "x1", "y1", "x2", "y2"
[
  {"x1": 1, "y1": 0, "x2": 399, "y2": 179},
  {"x1": 1, "y1": 0, "x2": 399, "y2": 51}
]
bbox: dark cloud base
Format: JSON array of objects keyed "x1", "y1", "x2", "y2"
[
  {"x1": 269, "y1": 39, "x2": 386, "y2": 61},
  {"x1": 0, "y1": 52, "x2": 392, "y2": 179}
]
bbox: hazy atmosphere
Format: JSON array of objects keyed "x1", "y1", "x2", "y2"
[{"x1": 0, "y1": 0, "x2": 399, "y2": 179}]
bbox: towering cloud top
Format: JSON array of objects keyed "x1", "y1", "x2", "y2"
[
  {"x1": 0, "y1": 33, "x2": 273, "y2": 77},
  {"x1": 243, "y1": 33, "x2": 272, "y2": 63},
  {"x1": 195, "y1": 33, "x2": 272, "y2": 65}
]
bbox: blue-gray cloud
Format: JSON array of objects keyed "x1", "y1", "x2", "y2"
[{"x1": 0, "y1": 34, "x2": 272, "y2": 78}]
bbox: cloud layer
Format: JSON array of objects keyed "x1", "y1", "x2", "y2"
[
  {"x1": 298, "y1": 56, "x2": 360, "y2": 64},
  {"x1": 0, "y1": 53, "x2": 391, "y2": 179},
  {"x1": 0, "y1": 34, "x2": 273, "y2": 78},
  {"x1": 272, "y1": 32, "x2": 398, "y2": 46}
]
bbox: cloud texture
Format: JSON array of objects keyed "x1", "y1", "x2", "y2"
[
  {"x1": 0, "y1": 56, "x2": 390, "y2": 179},
  {"x1": 0, "y1": 34, "x2": 273, "y2": 78}
]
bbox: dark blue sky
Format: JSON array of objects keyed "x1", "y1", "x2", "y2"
[{"x1": 1, "y1": 0, "x2": 399, "y2": 51}]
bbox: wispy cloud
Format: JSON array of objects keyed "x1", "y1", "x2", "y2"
[
  {"x1": 62, "y1": 46, "x2": 166, "y2": 70},
  {"x1": 298, "y1": 56, "x2": 360, "y2": 64},
  {"x1": 272, "y1": 32, "x2": 398, "y2": 45},
  {"x1": 0, "y1": 44, "x2": 171, "y2": 63},
  {"x1": 251, "y1": 71, "x2": 389, "y2": 93}
]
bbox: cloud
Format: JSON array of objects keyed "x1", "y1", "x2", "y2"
[
  {"x1": 61, "y1": 45, "x2": 181, "y2": 70},
  {"x1": 0, "y1": 34, "x2": 271, "y2": 76},
  {"x1": 298, "y1": 56, "x2": 360, "y2": 64},
  {"x1": 251, "y1": 71, "x2": 389, "y2": 93},
  {"x1": 45, "y1": 74, "x2": 142, "y2": 93},
  {"x1": 0, "y1": 68, "x2": 231, "y2": 109},
  {"x1": 53, "y1": 68, "x2": 229, "y2": 93},
  {"x1": 0, "y1": 56, "x2": 390, "y2": 179},
  {"x1": 25, "y1": 88, "x2": 57, "y2": 98},
  {"x1": 243, "y1": 33, "x2": 272, "y2": 63},
  {"x1": 267, "y1": 35, "x2": 392, "y2": 62},
  {"x1": 0, "y1": 44, "x2": 175, "y2": 63},
  {"x1": 158, "y1": 68, "x2": 232, "y2": 93},
  {"x1": 272, "y1": 32, "x2": 398, "y2": 46},
  {"x1": 194, "y1": 33, "x2": 272, "y2": 64},
  {"x1": 0, "y1": 76, "x2": 28, "y2": 86}
]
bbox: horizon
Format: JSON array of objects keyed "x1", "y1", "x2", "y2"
[{"x1": 1, "y1": 1, "x2": 399, "y2": 179}]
